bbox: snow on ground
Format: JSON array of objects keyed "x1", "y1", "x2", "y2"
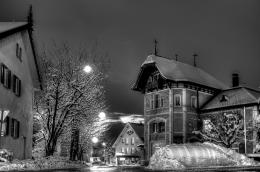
[
  {"x1": 148, "y1": 142, "x2": 259, "y2": 170},
  {"x1": 0, "y1": 156, "x2": 88, "y2": 171}
]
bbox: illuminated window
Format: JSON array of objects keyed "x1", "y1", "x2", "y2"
[
  {"x1": 131, "y1": 137, "x2": 135, "y2": 145},
  {"x1": 121, "y1": 147, "x2": 125, "y2": 153},
  {"x1": 174, "y1": 94, "x2": 181, "y2": 106},
  {"x1": 131, "y1": 147, "x2": 135, "y2": 154},
  {"x1": 0, "y1": 110, "x2": 10, "y2": 136},
  {"x1": 125, "y1": 138, "x2": 129, "y2": 145}
]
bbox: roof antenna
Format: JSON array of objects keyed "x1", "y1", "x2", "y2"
[
  {"x1": 27, "y1": 5, "x2": 34, "y2": 31},
  {"x1": 175, "y1": 54, "x2": 178, "y2": 61},
  {"x1": 193, "y1": 53, "x2": 198, "y2": 67},
  {"x1": 153, "y1": 39, "x2": 158, "y2": 56}
]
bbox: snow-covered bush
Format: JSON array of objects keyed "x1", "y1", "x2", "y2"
[
  {"x1": 0, "y1": 149, "x2": 13, "y2": 162},
  {"x1": 148, "y1": 142, "x2": 258, "y2": 170}
]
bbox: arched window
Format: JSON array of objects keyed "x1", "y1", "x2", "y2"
[
  {"x1": 158, "y1": 122, "x2": 165, "y2": 133},
  {"x1": 174, "y1": 94, "x2": 181, "y2": 106},
  {"x1": 149, "y1": 120, "x2": 165, "y2": 133}
]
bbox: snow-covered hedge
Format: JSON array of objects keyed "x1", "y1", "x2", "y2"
[
  {"x1": 148, "y1": 142, "x2": 258, "y2": 170},
  {"x1": 0, "y1": 149, "x2": 13, "y2": 162},
  {"x1": 0, "y1": 156, "x2": 87, "y2": 171}
]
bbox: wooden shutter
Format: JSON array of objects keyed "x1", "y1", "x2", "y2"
[
  {"x1": 7, "y1": 70, "x2": 11, "y2": 89},
  {"x1": 18, "y1": 79, "x2": 21, "y2": 96},
  {"x1": 16, "y1": 43, "x2": 19, "y2": 57},
  {"x1": 0, "y1": 64, "x2": 4, "y2": 84},
  {"x1": 12, "y1": 75, "x2": 16, "y2": 93},
  {"x1": 11, "y1": 118, "x2": 14, "y2": 137},
  {"x1": 16, "y1": 121, "x2": 20, "y2": 138},
  {"x1": 5, "y1": 116, "x2": 9, "y2": 136}
]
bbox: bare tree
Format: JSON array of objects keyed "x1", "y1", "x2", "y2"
[
  {"x1": 34, "y1": 43, "x2": 107, "y2": 157},
  {"x1": 194, "y1": 111, "x2": 244, "y2": 148}
]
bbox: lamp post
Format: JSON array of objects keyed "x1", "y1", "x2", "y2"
[{"x1": 98, "y1": 112, "x2": 106, "y2": 121}]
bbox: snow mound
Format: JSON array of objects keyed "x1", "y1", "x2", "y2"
[{"x1": 148, "y1": 142, "x2": 258, "y2": 170}]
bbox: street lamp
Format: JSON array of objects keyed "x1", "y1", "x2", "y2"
[
  {"x1": 98, "y1": 112, "x2": 106, "y2": 121},
  {"x1": 83, "y1": 65, "x2": 92, "y2": 73},
  {"x1": 92, "y1": 137, "x2": 99, "y2": 144}
]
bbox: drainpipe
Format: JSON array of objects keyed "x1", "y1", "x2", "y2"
[{"x1": 244, "y1": 106, "x2": 247, "y2": 154}]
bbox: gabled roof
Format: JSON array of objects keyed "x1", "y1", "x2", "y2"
[
  {"x1": 0, "y1": 22, "x2": 42, "y2": 89},
  {"x1": 133, "y1": 55, "x2": 228, "y2": 91},
  {"x1": 112, "y1": 123, "x2": 144, "y2": 147},
  {"x1": 130, "y1": 123, "x2": 144, "y2": 141},
  {"x1": 201, "y1": 87, "x2": 260, "y2": 111},
  {"x1": 101, "y1": 122, "x2": 125, "y2": 146}
]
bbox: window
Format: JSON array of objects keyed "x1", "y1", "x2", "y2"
[
  {"x1": 121, "y1": 138, "x2": 125, "y2": 143},
  {"x1": 16, "y1": 43, "x2": 22, "y2": 61},
  {"x1": 158, "y1": 122, "x2": 165, "y2": 133},
  {"x1": 191, "y1": 96, "x2": 197, "y2": 108},
  {"x1": 1, "y1": 64, "x2": 11, "y2": 88},
  {"x1": 160, "y1": 96, "x2": 164, "y2": 107},
  {"x1": 151, "y1": 95, "x2": 154, "y2": 109},
  {"x1": 155, "y1": 94, "x2": 159, "y2": 108},
  {"x1": 11, "y1": 118, "x2": 19, "y2": 139},
  {"x1": 151, "y1": 122, "x2": 157, "y2": 133},
  {"x1": 145, "y1": 95, "x2": 151, "y2": 109},
  {"x1": 12, "y1": 75, "x2": 21, "y2": 96},
  {"x1": 174, "y1": 95, "x2": 181, "y2": 106},
  {"x1": 0, "y1": 110, "x2": 10, "y2": 136},
  {"x1": 131, "y1": 147, "x2": 135, "y2": 154},
  {"x1": 125, "y1": 138, "x2": 129, "y2": 145},
  {"x1": 121, "y1": 147, "x2": 125, "y2": 153},
  {"x1": 131, "y1": 137, "x2": 135, "y2": 145}
]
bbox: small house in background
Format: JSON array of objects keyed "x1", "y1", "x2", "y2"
[
  {"x1": 112, "y1": 123, "x2": 144, "y2": 165},
  {"x1": 0, "y1": 20, "x2": 41, "y2": 159}
]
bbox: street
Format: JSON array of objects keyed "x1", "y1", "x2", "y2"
[{"x1": 32, "y1": 166, "x2": 260, "y2": 172}]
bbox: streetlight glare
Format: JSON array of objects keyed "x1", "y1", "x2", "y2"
[
  {"x1": 98, "y1": 112, "x2": 106, "y2": 120},
  {"x1": 102, "y1": 142, "x2": 106, "y2": 147},
  {"x1": 83, "y1": 65, "x2": 92, "y2": 73},
  {"x1": 92, "y1": 137, "x2": 98, "y2": 144}
]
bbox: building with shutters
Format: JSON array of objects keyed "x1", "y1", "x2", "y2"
[
  {"x1": 112, "y1": 123, "x2": 144, "y2": 165},
  {"x1": 0, "y1": 21, "x2": 41, "y2": 159},
  {"x1": 132, "y1": 54, "x2": 260, "y2": 160}
]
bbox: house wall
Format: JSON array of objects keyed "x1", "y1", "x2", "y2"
[
  {"x1": 0, "y1": 31, "x2": 35, "y2": 159},
  {"x1": 144, "y1": 84, "x2": 215, "y2": 159}
]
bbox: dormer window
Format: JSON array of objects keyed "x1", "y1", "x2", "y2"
[
  {"x1": 16, "y1": 43, "x2": 22, "y2": 61},
  {"x1": 191, "y1": 96, "x2": 197, "y2": 108},
  {"x1": 220, "y1": 95, "x2": 229, "y2": 102},
  {"x1": 174, "y1": 94, "x2": 181, "y2": 106}
]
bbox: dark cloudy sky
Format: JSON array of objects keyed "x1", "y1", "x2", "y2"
[{"x1": 1, "y1": 0, "x2": 260, "y2": 114}]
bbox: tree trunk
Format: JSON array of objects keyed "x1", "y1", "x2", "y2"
[
  {"x1": 45, "y1": 137, "x2": 57, "y2": 156},
  {"x1": 70, "y1": 128, "x2": 79, "y2": 161}
]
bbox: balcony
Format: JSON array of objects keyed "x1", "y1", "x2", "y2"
[{"x1": 146, "y1": 107, "x2": 169, "y2": 115}]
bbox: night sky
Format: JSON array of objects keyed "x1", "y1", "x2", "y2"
[{"x1": 1, "y1": 0, "x2": 260, "y2": 114}]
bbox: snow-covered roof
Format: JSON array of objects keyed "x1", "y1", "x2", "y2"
[
  {"x1": 0, "y1": 22, "x2": 28, "y2": 34},
  {"x1": 202, "y1": 87, "x2": 260, "y2": 111},
  {"x1": 140, "y1": 55, "x2": 228, "y2": 89}
]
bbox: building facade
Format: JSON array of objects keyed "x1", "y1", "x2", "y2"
[
  {"x1": 0, "y1": 22, "x2": 41, "y2": 159},
  {"x1": 132, "y1": 54, "x2": 260, "y2": 160},
  {"x1": 112, "y1": 123, "x2": 144, "y2": 165}
]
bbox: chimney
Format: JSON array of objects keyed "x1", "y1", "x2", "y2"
[{"x1": 232, "y1": 73, "x2": 239, "y2": 87}]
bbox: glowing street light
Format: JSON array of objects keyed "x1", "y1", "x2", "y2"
[
  {"x1": 83, "y1": 65, "x2": 92, "y2": 73},
  {"x1": 92, "y1": 137, "x2": 99, "y2": 144},
  {"x1": 102, "y1": 142, "x2": 106, "y2": 147},
  {"x1": 98, "y1": 112, "x2": 106, "y2": 120}
]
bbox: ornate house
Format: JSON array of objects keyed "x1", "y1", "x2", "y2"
[{"x1": 132, "y1": 54, "x2": 260, "y2": 159}]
